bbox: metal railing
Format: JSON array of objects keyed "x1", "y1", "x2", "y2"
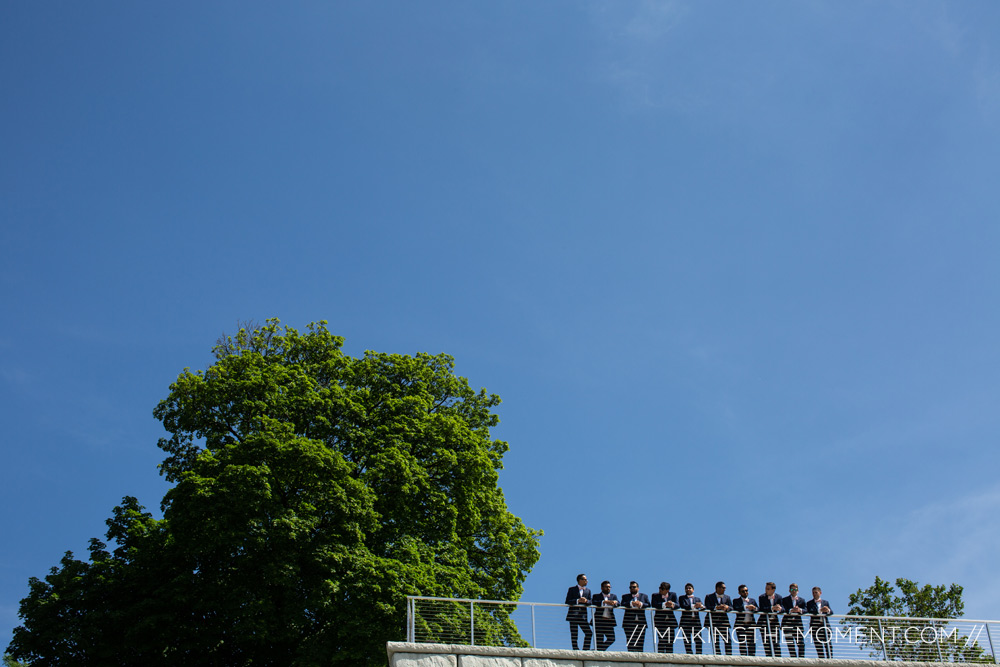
[{"x1": 406, "y1": 596, "x2": 999, "y2": 663}]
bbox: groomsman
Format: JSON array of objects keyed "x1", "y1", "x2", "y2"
[
  {"x1": 622, "y1": 581, "x2": 650, "y2": 652},
  {"x1": 651, "y1": 582, "x2": 679, "y2": 653},
  {"x1": 781, "y1": 583, "x2": 807, "y2": 658},
  {"x1": 733, "y1": 585, "x2": 758, "y2": 656},
  {"x1": 564, "y1": 574, "x2": 592, "y2": 650},
  {"x1": 806, "y1": 587, "x2": 833, "y2": 659},
  {"x1": 758, "y1": 582, "x2": 783, "y2": 657},
  {"x1": 592, "y1": 580, "x2": 619, "y2": 651},
  {"x1": 678, "y1": 583, "x2": 705, "y2": 654},
  {"x1": 704, "y1": 581, "x2": 733, "y2": 655}
]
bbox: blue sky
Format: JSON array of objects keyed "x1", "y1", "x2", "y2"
[{"x1": 3, "y1": 0, "x2": 1000, "y2": 645}]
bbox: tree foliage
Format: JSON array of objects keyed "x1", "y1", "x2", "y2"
[
  {"x1": 7, "y1": 320, "x2": 541, "y2": 666},
  {"x1": 843, "y1": 577, "x2": 991, "y2": 663},
  {"x1": 846, "y1": 576, "x2": 965, "y2": 619}
]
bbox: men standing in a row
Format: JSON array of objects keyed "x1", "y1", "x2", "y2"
[
  {"x1": 678, "y1": 583, "x2": 704, "y2": 654},
  {"x1": 564, "y1": 574, "x2": 592, "y2": 650},
  {"x1": 807, "y1": 586, "x2": 833, "y2": 659},
  {"x1": 651, "y1": 582, "x2": 678, "y2": 653},
  {"x1": 621, "y1": 581, "x2": 650, "y2": 652},
  {"x1": 705, "y1": 581, "x2": 733, "y2": 655},
  {"x1": 593, "y1": 580, "x2": 619, "y2": 651},
  {"x1": 782, "y1": 583, "x2": 807, "y2": 658},
  {"x1": 733, "y1": 584, "x2": 757, "y2": 656},
  {"x1": 758, "y1": 581, "x2": 783, "y2": 657}
]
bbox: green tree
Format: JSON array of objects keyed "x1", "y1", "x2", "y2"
[
  {"x1": 8, "y1": 320, "x2": 541, "y2": 666},
  {"x1": 844, "y1": 577, "x2": 991, "y2": 662}
]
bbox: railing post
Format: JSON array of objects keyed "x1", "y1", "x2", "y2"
[
  {"x1": 470, "y1": 600, "x2": 475, "y2": 646},
  {"x1": 877, "y1": 618, "x2": 888, "y2": 660},
  {"x1": 531, "y1": 603, "x2": 536, "y2": 648},
  {"x1": 935, "y1": 621, "x2": 943, "y2": 662},
  {"x1": 986, "y1": 622, "x2": 998, "y2": 664},
  {"x1": 407, "y1": 597, "x2": 414, "y2": 642}
]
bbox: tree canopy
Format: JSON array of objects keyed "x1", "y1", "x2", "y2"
[
  {"x1": 7, "y1": 320, "x2": 541, "y2": 666},
  {"x1": 846, "y1": 576, "x2": 965, "y2": 619},
  {"x1": 844, "y1": 577, "x2": 990, "y2": 663}
]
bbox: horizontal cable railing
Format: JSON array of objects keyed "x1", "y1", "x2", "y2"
[{"x1": 406, "y1": 596, "x2": 999, "y2": 663}]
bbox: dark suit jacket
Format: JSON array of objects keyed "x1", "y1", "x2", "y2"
[
  {"x1": 621, "y1": 592, "x2": 650, "y2": 627},
  {"x1": 805, "y1": 598, "x2": 831, "y2": 627},
  {"x1": 651, "y1": 592, "x2": 679, "y2": 628},
  {"x1": 592, "y1": 592, "x2": 619, "y2": 627},
  {"x1": 733, "y1": 596, "x2": 757, "y2": 627},
  {"x1": 565, "y1": 585, "x2": 591, "y2": 621},
  {"x1": 678, "y1": 594, "x2": 703, "y2": 628},
  {"x1": 781, "y1": 595, "x2": 807, "y2": 626},
  {"x1": 757, "y1": 593, "x2": 783, "y2": 628},
  {"x1": 705, "y1": 592, "x2": 733, "y2": 628}
]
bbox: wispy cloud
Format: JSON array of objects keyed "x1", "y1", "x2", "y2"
[
  {"x1": 618, "y1": 0, "x2": 686, "y2": 41},
  {"x1": 975, "y1": 45, "x2": 1000, "y2": 127},
  {"x1": 1, "y1": 602, "x2": 22, "y2": 636},
  {"x1": 588, "y1": 0, "x2": 694, "y2": 111},
  {"x1": 904, "y1": 3, "x2": 998, "y2": 128},
  {"x1": 829, "y1": 389, "x2": 998, "y2": 456},
  {"x1": 1, "y1": 367, "x2": 32, "y2": 387},
  {"x1": 845, "y1": 483, "x2": 1000, "y2": 619}
]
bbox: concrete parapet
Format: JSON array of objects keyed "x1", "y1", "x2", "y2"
[{"x1": 387, "y1": 642, "x2": 962, "y2": 667}]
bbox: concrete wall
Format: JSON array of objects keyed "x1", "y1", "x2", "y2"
[{"x1": 386, "y1": 642, "x2": 949, "y2": 667}]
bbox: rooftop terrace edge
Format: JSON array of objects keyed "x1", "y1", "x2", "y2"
[{"x1": 387, "y1": 641, "x2": 979, "y2": 666}]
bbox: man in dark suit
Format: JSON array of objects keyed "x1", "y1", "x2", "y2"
[
  {"x1": 592, "y1": 580, "x2": 619, "y2": 651},
  {"x1": 781, "y1": 583, "x2": 807, "y2": 658},
  {"x1": 733, "y1": 584, "x2": 758, "y2": 656},
  {"x1": 621, "y1": 581, "x2": 650, "y2": 652},
  {"x1": 678, "y1": 582, "x2": 705, "y2": 654},
  {"x1": 757, "y1": 581, "x2": 783, "y2": 657},
  {"x1": 651, "y1": 582, "x2": 679, "y2": 653},
  {"x1": 564, "y1": 573, "x2": 592, "y2": 650},
  {"x1": 705, "y1": 581, "x2": 733, "y2": 655},
  {"x1": 806, "y1": 586, "x2": 833, "y2": 659}
]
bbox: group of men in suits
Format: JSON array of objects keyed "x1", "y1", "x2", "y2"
[{"x1": 566, "y1": 575, "x2": 833, "y2": 657}]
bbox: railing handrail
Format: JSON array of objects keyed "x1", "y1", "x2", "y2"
[
  {"x1": 408, "y1": 596, "x2": 999, "y2": 663},
  {"x1": 405, "y1": 595, "x2": 997, "y2": 625}
]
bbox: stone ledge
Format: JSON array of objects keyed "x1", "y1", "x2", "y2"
[{"x1": 386, "y1": 642, "x2": 956, "y2": 667}]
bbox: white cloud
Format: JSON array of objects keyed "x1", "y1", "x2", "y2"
[{"x1": 846, "y1": 483, "x2": 1000, "y2": 620}]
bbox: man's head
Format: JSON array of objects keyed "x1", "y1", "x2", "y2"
[
  {"x1": 765, "y1": 582, "x2": 776, "y2": 594},
  {"x1": 685, "y1": 583, "x2": 694, "y2": 594},
  {"x1": 577, "y1": 574, "x2": 588, "y2": 586},
  {"x1": 629, "y1": 581, "x2": 639, "y2": 594},
  {"x1": 715, "y1": 581, "x2": 726, "y2": 595},
  {"x1": 601, "y1": 580, "x2": 611, "y2": 594},
  {"x1": 789, "y1": 583, "x2": 799, "y2": 596},
  {"x1": 812, "y1": 586, "x2": 822, "y2": 600},
  {"x1": 738, "y1": 585, "x2": 749, "y2": 598},
  {"x1": 659, "y1": 582, "x2": 671, "y2": 594}
]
